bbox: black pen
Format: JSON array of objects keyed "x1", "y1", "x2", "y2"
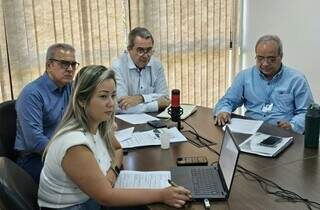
[{"x1": 168, "y1": 179, "x2": 179, "y2": 187}]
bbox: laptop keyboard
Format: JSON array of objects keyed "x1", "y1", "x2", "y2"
[{"x1": 191, "y1": 168, "x2": 218, "y2": 195}]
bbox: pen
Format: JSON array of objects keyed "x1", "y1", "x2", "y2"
[{"x1": 168, "y1": 179, "x2": 179, "y2": 187}]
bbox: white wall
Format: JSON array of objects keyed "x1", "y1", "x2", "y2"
[{"x1": 242, "y1": 0, "x2": 320, "y2": 102}]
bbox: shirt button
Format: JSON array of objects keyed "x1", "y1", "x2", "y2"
[
  {"x1": 267, "y1": 82, "x2": 270, "y2": 85},
  {"x1": 263, "y1": 115, "x2": 266, "y2": 117}
]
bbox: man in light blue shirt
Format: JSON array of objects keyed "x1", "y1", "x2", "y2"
[
  {"x1": 15, "y1": 43, "x2": 79, "y2": 183},
  {"x1": 213, "y1": 35, "x2": 313, "y2": 134},
  {"x1": 111, "y1": 27, "x2": 169, "y2": 113}
]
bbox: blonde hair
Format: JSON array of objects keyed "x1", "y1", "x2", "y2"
[{"x1": 44, "y1": 65, "x2": 117, "y2": 158}]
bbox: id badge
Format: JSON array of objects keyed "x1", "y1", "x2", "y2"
[{"x1": 262, "y1": 103, "x2": 273, "y2": 113}]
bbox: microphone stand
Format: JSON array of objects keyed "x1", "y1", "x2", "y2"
[{"x1": 168, "y1": 106, "x2": 184, "y2": 131}]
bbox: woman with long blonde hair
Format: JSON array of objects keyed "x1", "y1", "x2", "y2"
[{"x1": 38, "y1": 65, "x2": 191, "y2": 209}]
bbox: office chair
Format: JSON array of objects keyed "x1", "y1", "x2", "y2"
[
  {"x1": 0, "y1": 156, "x2": 39, "y2": 210},
  {"x1": 0, "y1": 100, "x2": 17, "y2": 161}
]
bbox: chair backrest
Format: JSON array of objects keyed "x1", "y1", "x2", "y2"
[
  {"x1": 0, "y1": 100, "x2": 17, "y2": 161},
  {"x1": 0, "y1": 157, "x2": 39, "y2": 210}
]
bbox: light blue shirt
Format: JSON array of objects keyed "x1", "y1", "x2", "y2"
[
  {"x1": 15, "y1": 73, "x2": 72, "y2": 153},
  {"x1": 213, "y1": 65, "x2": 314, "y2": 134},
  {"x1": 111, "y1": 51, "x2": 169, "y2": 113}
]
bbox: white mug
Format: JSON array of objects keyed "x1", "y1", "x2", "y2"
[{"x1": 160, "y1": 132, "x2": 170, "y2": 149}]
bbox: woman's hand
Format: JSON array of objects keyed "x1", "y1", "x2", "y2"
[{"x1": 161, "y1": 186, "x2": 192, "y2": 208}]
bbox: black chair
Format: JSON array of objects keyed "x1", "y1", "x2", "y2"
[
  {"x1": 0, "y1": 156, "x2": 39, "y2": 210},
  {"x1": 0, "y1": 100, "x2": 17, "y2": 161}
]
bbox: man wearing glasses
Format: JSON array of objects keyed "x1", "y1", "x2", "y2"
[
  {"x1": 213, "y1": 35, "x2": 313, "y2": 134},
  {"x1": 15, "y1": 43, "x2": 79, "y2": 183},
  {"x1": 112, "y1": 27, "x2": 169, "y2": 113}
]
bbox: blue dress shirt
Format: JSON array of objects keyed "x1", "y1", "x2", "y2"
[
  {"x1": 15, "y1": 73, "x2": 72, "y2": 153},
  {"x1": 111, "y1": 51, "x2": 169, "y2": 113},
  {"x1": 213, "y1": 65, "x2": 314, "y2": 134}
]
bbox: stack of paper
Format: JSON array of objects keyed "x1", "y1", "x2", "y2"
[
  {"x1": 239, "y1": 132, "x2": 293, "y2": 157},
  {"x1": 223, "y1": 118, "x2": 263, "y2": 134},
  {"x1": 115, "y1": 127, "x2": 187, "y2": 149},
  {"x1": 115, "y1": 113, "x2": 158, "y2": 124},
  {"x1": 157, "y1": 104, "x2": 197, "y2": 120},
  {"x1": 114, "y1": 170, "x2": 171, "y2": 189}
]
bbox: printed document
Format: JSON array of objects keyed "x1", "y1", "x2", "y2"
[
  {"x1": 115, "y1": 113, "x2": 159, "y2": 124},
  {"x1": 115, "y1": 127, "x2": 134, "y2": 142},
  {"x1": 114, "y1": 170, "x2": 171, "y2": 189},
  {"x1": 118, "y1": 127, "x2": 187, "y2": 149},
  {"x1": 224, "y1": 118, "x2": 263, "y2": 134}
]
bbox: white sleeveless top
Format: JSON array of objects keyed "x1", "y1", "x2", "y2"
[{"x1": 38, "y1": 130, "x2": 111, "y2": 208}]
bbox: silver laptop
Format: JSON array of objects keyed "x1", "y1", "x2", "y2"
[{"x1": 170, "y1": 126, "x2": 240, "y2": 200}]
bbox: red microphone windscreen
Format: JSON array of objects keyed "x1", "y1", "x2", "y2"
[{"x1": 171, "y1": 89, "x2": 180, "y2": 107}]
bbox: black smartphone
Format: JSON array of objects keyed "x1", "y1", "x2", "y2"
[
  {"x1": 259, "y1": 136, "x2": 282, "y2": 147},
  {"x1": 147, "y1": 120, "x2": 167, "y2": 128}
]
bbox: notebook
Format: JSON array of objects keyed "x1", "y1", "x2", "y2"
[
  {"x1": 239, "y1": 132, "x2": 293, "y2": 157},
  {"x1": 157, "y1": 104, "x2": 197, "y2": 120},
  {"x1": 170, "y1": 126, "x2": 240, "y2": 200}
]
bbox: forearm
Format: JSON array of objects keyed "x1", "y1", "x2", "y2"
[
  {"x1": 117, "y1": 101, "x2": 158, "y2": 113},
  {"x1": 142, "y1": 93, "x2": 167, "y2": 103},
  {"x1": 290, "y1": 113, "x2": 306, "y2": 134},
  {"x1": 101, "y1": 188, "x2": 163, "y2": 207}
]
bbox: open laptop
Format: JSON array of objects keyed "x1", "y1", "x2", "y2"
[{"x1": 170, "y1": 126, "x2": 240, "y2": 200}]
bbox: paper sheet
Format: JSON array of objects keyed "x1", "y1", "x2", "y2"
[
  {"x1": 114, "y1": 170, "x2": 171, "y2": 189},
  {"x1": 115, "y1": 113, "x2": 159, "y2": 124},
  {"x1": 239, "y1": 132, "x2": 293, "y2": 157},
  {"x1": 119, "y1": 127, "x2": 187, "y2": 149},
  {"x1": 224, "y1": 118, "x2": 263, "y2": 134},
  {"x1": 157, "y1": 104, "x2": 197, "y2": 120},
  {"x1": 115, "y1": 127, "x2": 134, "y2": 142}
]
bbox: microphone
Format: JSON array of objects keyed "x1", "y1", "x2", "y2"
[{"x1": 168, "y1": 89, "x2": 184, "y2": 130}]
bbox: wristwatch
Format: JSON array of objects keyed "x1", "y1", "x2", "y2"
[{"x1": 111, "y1": 161, "x2": 121, "y2": 177}]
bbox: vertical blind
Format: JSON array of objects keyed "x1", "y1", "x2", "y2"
[{"x1": 0, "y1": 0, "x2": 240, "y2": 108}]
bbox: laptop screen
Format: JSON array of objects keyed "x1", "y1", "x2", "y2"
[{"x1": 219, "y1": 126, "x2": 239, "y2": 191}]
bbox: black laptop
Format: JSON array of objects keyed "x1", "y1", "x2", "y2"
[{"x1": 170, "y1": 126, "x2": 240, "y2": 200}]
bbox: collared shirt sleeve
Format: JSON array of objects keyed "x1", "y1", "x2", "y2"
[
  {"x1": 116, "y1": 101, "x2": 158, "y2": 114},
  {"x1": 112, "y1": 53, "x2": 169, "y2": 113},
  {"x1": 213, "y1": 72, "x2": 245, "y2": 116},
  {"x1": 16, "y1": 92, "x2": 49, "y2": 153},
  {"x1": 142, "y1": 63, "x2": 169, "y2": 103},
  {"x1": 289, "y1": 76, "x2": 314, "y2": 134}
]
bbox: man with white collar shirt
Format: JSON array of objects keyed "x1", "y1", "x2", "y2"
[
  {"x1": 213, "y1": 35, "x2": 313, "y2": 134},
  {"x1": 111, "y1": 27, "x2": 169, "y2": 113}
]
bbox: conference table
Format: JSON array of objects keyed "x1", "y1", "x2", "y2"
[{"x1": 115, "y1": 106, "x2": 320, "y2": 210}]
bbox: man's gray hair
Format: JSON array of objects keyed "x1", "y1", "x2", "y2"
[
  {"x1": 46, "y1": 43, "x2": 75, "y2": 61},
  {"x1": 127, "y1": 27, "x2": 154, "y2": 50},
  {"x1": 255, "y1": 35, "x2": 283, "y2": 57}
]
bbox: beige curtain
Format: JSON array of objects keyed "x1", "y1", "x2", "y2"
[
  {"x1": 129, "y1": 0, "x2": 241, "y2": 107},
  {"x1": 0, "y1": 0, "x2": 241, "y2": 108},
  {"x1": 0, "y1": 0, "x2": 129, "y2": 101}
]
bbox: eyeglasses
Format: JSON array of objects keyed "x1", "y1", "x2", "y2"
[
  {"x1": 50, "y1": 58, "x2": 80, "y2": 70},
  {"x1": 255, "y1": 55, "x2": 279, "y2": 64},
  {"x1": 135, "y1": 47, "x2": 154, "y2": 56}
]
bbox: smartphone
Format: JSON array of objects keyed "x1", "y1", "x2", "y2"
[
  {"x1": 147, "y1": 120, "x2": 167, "y2": 128},
  {"x1": 176, "y1": 156, "x2": 208, "y2": 166},
  {"x1": 259, "y1": 136, "x2": 282, "y2": 147}
]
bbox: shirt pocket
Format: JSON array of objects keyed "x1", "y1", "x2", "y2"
[{"x1": 274, "y1": 92, "x2": 294, "y2": 112}]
